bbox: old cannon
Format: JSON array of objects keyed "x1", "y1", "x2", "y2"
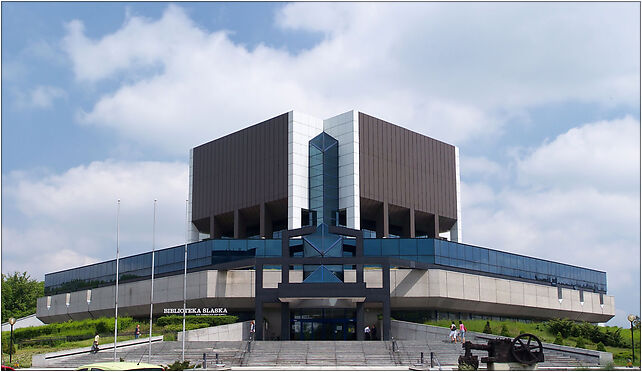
[{"x1": 458, "y1": 333, "x2": 544, "y2": 370}]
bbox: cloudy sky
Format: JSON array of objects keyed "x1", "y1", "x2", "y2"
[{"x1": 1, "y1": 2, "x2": 639, "y2": 327}]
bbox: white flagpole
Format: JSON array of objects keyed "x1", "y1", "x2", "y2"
[
  {"x1": 182, "y1": 199, "x2": 188, "y2": 362},
  {"x1": 148, "y1": 199, "x2": 157, "y2": 363},
  {"x1": 114, "y1": 199, "x2": 120, "y2": 362}
]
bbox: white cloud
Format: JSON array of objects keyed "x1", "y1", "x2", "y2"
[
  {"x1": 461, "y1": 117, "x2": 640, "y2": 327},
  {"x1": 15, "y1": 85, "x2": 67, "y2": 109},
  {"x1": 517, "y1": 116, "x2": 640, "y2": 194},
  {"x1": 2, "y1": 160, "x2": 189, "y2": 279},
  {"x1": 58, "y1": 3, "x2": 638, "y2": 154}
]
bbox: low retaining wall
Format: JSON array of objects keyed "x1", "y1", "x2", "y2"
[
  {"x1": 177, "y1": 320, "x2": 252, "y2": 342},
  {"x1": 390, "y1": 319, "x2": 612, "y2": 366},
  {"x1": 32, "y1": 335, "x2": 164, "y2": 367}
]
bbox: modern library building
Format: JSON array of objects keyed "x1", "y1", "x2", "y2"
[{"x1": 37, "y1": 110, "x2": 614, "y2": 341}]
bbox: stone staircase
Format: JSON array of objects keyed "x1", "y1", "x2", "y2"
[{"x1": 34, "y1": 339, "x2": 602, "y2": 369}]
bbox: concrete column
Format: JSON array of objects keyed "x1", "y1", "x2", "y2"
[
  {"x1": 356, "y1": 264, "x2": 364, "y2": 284},
  {"x1": 280, "y1": 302, "x2": 290, "y2": 340},
  {"x1": 209, "y1": 216, "x2": 221, "y2": 239},
  {"x1": 409, "y1": 208, "x2": 416, "y2": 238},
  {"x1": 234, "y1": 209, "x2": 246, "y2": 239},
  {"x1": 382, "y1": 299, "x2": 391, "y2": 341},
  {"x1": 260, "y1": 203, "x2": 273, "y2": 238},
  {"x1": 376, "y1": 202, "x2": 389, "y2": 238},
  {"x1": 255, "y1": 265, "x2": 263, "y2": 340},
  {"x1": 356, "y1": 302, "x2": 365, "y2": 341},
  {"x1": 382, "y1": 264, "x2": 391, "y2": 340}
]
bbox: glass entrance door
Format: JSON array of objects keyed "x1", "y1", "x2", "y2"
[{"x1": 290, "y1": 309, "x2": 356, "y2": 340}]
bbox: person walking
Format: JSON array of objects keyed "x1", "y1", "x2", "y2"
[
  {"x1": 458, "y1": 321, "x2": 467, "y2": 343},
  {"x1": 135, "y1": 324, "x2": 141, "y2": 339},
  {"x1": 449, "y1": 322, "x2": 457, "y2": 343},
  {"x1": 91, "y1": 333, "x2": 100, "y2": 354},
  {"x1": 364, "y1": 325, "x2": 371, "y2": 341},
  {"x1": 249, "y1": 320, "x2": 256, "y2": 341},
  {"x1": 371, "y1": 324, "x2": 377, "y2": 340}
]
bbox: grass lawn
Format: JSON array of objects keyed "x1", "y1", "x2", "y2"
[
  {"x1": 1, "y1": 315, "x2": 237, "y2": 368},
  {"x1": 422, "y1": 319, "x2": 640, "y2": 367}
]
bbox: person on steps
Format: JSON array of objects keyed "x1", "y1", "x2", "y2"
[{"x1": 449, "y1": 322, "x2": 457, "y2": 343}]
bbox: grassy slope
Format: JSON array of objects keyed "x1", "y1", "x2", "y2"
[
  {"x1": 423, "y1": 319, "x2": 640, "y2": 367},
  {"x1": 1, "y1": 316, "x2": 237, "y2": 368}
]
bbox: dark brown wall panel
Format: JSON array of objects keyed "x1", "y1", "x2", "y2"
[
  {"x1": 358, "y1": 112, "x2": 457, "y2": 220},
  {"x1": 191, "y1": 113, "x2": 289, "y2": 222}
]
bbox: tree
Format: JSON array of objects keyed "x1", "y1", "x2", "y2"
[
  {"x1": 1, "y1": 272, "x2": 44, "y2": 323},
  {"x1": 632, "y1": 315, "x2": 640, "y2": 331}
]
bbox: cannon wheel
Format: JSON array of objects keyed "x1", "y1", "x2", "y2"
[{"x1": 511, "y1": 333, "x2": 543, "y2": 365}]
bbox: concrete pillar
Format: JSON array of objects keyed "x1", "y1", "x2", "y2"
[
  {"x1": 376, "y1": 202, "x2": 389, "y2": 238},
  {"x1": 410, "y1": 208, "x2": 416, "y2": 238},
  {"x1": 255, "y1": 265, "x2": 263, "y2": 340},
  {"x1": 280, "y1": 302, "x2": 290, "y2": 340},
  {"x1": 383, "y1": 264, "x2": 391, "y2": 340},
  {"x1": 209, "y1": 215, "x2": 221, "y2": 239},
  {"x1": 356, "y1": 302, "x2": 365, "y2": 341},
  {"x1": 234, "y1": 209, "x2": 246, "y2": 239},
  {"x1": 260, "y1": 203, "x2": 273, "y2": 239},
  {"x1": 383, "y1": 300, "x2": 391, "y2": 341}
]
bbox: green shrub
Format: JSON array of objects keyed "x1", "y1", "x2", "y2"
[
  {"x1": 483, "y1": 321, "x2": 492, "y2": 334},
  {"x1": 575, "y1": 337, "x2": 586, "y2": 349},
  {"x1": 596, "y1": 342, "x2": 606, "y2": 352},
  {"x1": 2, "y1": 338, "x2": 17, "y2": 355},
  {"x1": 500, "y1": 324, "x2": 511, "y2": 337},
  {"x1": 554, "y1": 332, "x2": 565, "y2": 345},
  {"x1": 163, "y1": 360, "x2": 200, "y2": 370},
  {"x1": 546, "y1": 318, "x2": 574, "y2": 338}
]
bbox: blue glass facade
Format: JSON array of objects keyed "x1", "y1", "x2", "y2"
[
  {"x1": 309, "y1": 132, "x2": 339, "y2": 226},
  {"x1": 302, "y1": 224, "x2": 344, "y2": 283},
  {"x1": 44, "y1": 236, "x2": 606, "y2": 295}
]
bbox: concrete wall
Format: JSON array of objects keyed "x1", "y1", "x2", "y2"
[
  {"x1": 1, "y1": 314, "x2": 44, "y2": 332},
  {"x1": 37, "y1": 268, "x2": 614, "y2": 324},
  {"x1": 390, "y1": 320, "x2": 613, "y2": 366},
  {"x1": 178, "y1": 320, "x2": 252, "y2": 341}
]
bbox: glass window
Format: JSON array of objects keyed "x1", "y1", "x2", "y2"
[
  {"x1": 364, "y1": 240, "x2": 381, "y2": 256},
  {"x1": 382, "y1": 239, "x2": 399, "y2": 256},
  {"x1": 265, "y1": 240, "x2": 281, "y2": 256},
  {"x1": 399, "y1": 239, "x2": 417, "y2": 255},
  {"x1": 464, "y1": 245, "x2": 473, "y2": 261},
  {"x1": 418, "y1": 239, "x2": 434, "y2": 256},
  {"x1": 229, "y1": 240, "x2": 246, "y2": 252},
  {"x1": 488, "y1": 250, "x2": 496, "y2": 265}
]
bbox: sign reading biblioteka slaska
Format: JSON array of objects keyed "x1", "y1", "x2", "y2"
[{"x1": 163, "y1": 307, "x2": 228, "y2": 315}]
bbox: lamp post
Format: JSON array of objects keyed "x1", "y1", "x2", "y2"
[
  {"x1": 627, "y1": 314, "x2": 636, "y2": 363},
  {"x1": 8, "y1": 317, "x2": 16, "y2": 364},
  {"x1": 149, "y1": 199, "x2": 157, "y2": 364},
  {"x1": 114, "y1": 199, "x2": 121, "y2": 362},
  {"x1": 182, "y1": 199, "x2": 188, "y2": 362}
]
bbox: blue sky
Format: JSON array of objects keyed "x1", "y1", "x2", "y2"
[{"x1": 1, "y1": 2, "x2": 639, "y2": 327}]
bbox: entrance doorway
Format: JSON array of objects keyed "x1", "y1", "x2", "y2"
[{"x1": 290, "y1": 308, "x2": 356, "y2": 340}]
